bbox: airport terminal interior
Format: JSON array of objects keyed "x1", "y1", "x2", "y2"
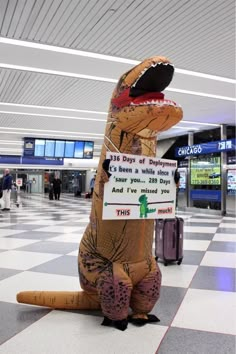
[{"x1": 0, "y1": 1, "x2": 235, "y2": 353}]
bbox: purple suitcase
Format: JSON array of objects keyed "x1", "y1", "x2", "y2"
[{"x1": 155, "y1": 217, "x2": 184, "y2": 266}]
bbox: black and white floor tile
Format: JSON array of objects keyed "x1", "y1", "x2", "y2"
[{"x1": 0, "y1": 194, "x2": 235, "y2": 354}]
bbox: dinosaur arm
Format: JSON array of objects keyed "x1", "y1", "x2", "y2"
[{"x1": 102, "y1": 159, "x2": 112, "y2": 178}]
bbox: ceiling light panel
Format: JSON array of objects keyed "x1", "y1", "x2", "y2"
[
  {"x1": 0, "y1": 113, "x2": 106, "y2": 135},
  {"x1": 0, "y1": 110, "x2": 106, "y2": 122},
  {"x1": 0, "y1": 0, "x2": 233, "y2": 77},
  {"x1": 0, "y1": 102, "x2": 108, "y2": 116},
  {"x1": 0, "y1": 68, "x2": 114, "y2": 112}
]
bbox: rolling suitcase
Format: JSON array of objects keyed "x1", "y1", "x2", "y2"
[
  {"x1": 49, "y1": 189, "x2": 54, "y2": 200},
  {"x1": 155, "y1": 217, "x2": 184, "y2": 266}
]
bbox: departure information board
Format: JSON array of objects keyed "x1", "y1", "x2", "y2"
[
  {"x1": 55, "y1": 140, "x2": 65, "y2": 157},
  {"x1": 45, "y1": 140, "x2": 55, "y2": 157},
  {"x1": 34, "y1": 139, "x2": 45, "y2": 157},
  {"x1": 24, "y1": 138, "x2": 94, "y2": 159}
]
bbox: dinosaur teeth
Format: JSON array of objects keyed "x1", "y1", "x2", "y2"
[
  {"x1": 130, "y1": 100, "x2": 179, "y2": 107},
  {"x1": 151, "y1": 62, "x2": 174, "y2": 67},
  {"x1": 132, "y1": 68, "x2": 148, "y2": 87}
]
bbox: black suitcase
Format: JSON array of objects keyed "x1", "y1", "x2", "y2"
[
  {"x1": 75, "y1": 190, "x2": 81, "y2": 197},
  {"x1": 49, "y1": 190, "x2": 54, "y2": 200},
  {"x1": 155, "y1": 217, "x2": 184, "y2": 266}
]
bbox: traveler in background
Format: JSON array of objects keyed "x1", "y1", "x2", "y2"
[
  {"x1": 174, "y1": 169, "x2": 181, "y2": 209},
  {"x1": 90, "y1": 175, "x2": 96, "y2": 196},
  {"x1": 22, "y1": 181, "x2": 26, "y2": 193},
  {"x1": 0, "y1": 176, "x2": 3, "y2": 199},
  {"x1": 2, "y1": 168, "x2": 13, "y2": 211},
  {"x1": 53, "y1": 176, "x2": 62, "y2": 200}
]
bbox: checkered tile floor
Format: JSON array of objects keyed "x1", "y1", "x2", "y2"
[{"x1": 0, "y1": 194, "x2": 235, "y2": 354}]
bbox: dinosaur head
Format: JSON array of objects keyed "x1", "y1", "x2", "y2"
[{"x1": 110, "y1": 56, "x2": 183, "y2": 138}]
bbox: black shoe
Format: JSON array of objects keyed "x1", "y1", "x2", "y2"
[
  {"x1": 1, "y1": 208, "x2": 7, "y2": 211},
  {"x1": 128, "y1": 314, "x2": 160, "y2": 326},
  {"x1": 101, "y1": 316, "x2": 128, "y2": 331}
]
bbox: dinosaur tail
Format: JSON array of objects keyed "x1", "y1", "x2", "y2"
[{"x1": 16, "y1": 291, "x2": 100, "y2": 310}]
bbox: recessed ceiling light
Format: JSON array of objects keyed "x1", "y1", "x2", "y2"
[
  {"x1": 1, "y1": 38, "x2": 235, "y2": 84},
  {"x1": 0, "y1": 142, "x2": 23, "y2": 145},
  {"x1": 0, "y1": 102, "x2": 107, "y2": 115},
  {"x1": 0, "y1": 147, "x2": 22, "y2": 150},
  {"x1": 0, "y1": 63, "x2": 117, "y2": 83},
  {"x1": 166, "y1": 88, "x2": 236, "y2": 102},
  {"x1": 178, "y1": 121, "x2": 219, "y2": 127},
  {"x1": 173, "y1": 126, "x2": 199, "y2": 131},
  {"x1": 0, "y1": 37, "x2": 139, "y2": 65},
  {"x1": 0, "y1": 126, "x2": 103, "y2": 136},
  {"x1": 0, "y1": 110, "x2": 106, "y2": 122},
  {"x1": 0, "y1": 103, "x2": 232, "y2": 127},
  {"x1": 0, "y1": 140, "x2": 23, "y2": 144},
  {"x1": 0, "y1": 62, "x2": 234, "y2": 101},
  {"x1": 0, "y1": 128, "x2": 104, "y2": 140},
  {"x1": 175, "y1": 68, "x2": 235, "y2": 84}
]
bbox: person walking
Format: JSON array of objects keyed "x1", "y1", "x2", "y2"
[
  {"x1": 2, "y1": 168, "x2": 13, "y2": 211},
  {"x1": 52, "y1": 176, "x2": 62, "y2": 200},
  {"x1": 90, "y1": 175, "x2": 96, "y2": 197},
  {"x1": 174, "y1": 169, "x2": 181, "y2": 209}
]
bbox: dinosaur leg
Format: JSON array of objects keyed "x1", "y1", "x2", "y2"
[
  {"x1": 17, "y1": 290, "x2": 100, "y2": 310},
  {"x1": 97, "y1": 262, "x2": 132, "y2": 330},
  {"x1": 129, "y1": 259, "x2": 162, "y2": 325}
]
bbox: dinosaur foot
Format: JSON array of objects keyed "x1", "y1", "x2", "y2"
[
  {"x1": 128, "y1": 314, "x2": 160, "y2": 326},
  {"x1": 101, "y1": 316, "x2": 128, "y2": 331}
]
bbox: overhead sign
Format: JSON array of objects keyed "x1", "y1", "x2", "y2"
[
  {"x1": 190, "y1": 189, "x2": 221, "y2": 202},
  {"x1": 0, "y1": 156, "x2": 63, "y2": 165},
  {"x1": 22, "y1": 157, "x2": 64, "y2": 165},
  {"x1": 103, "y1": 153, "x2": 177, "y2": 220},
  {"x1": 23, "y1": 138, "x2": 35, "y2": 156},
  {"x1": 175, "y1": 138, "x2": 236, "y2": 157},
  {"x1": 23, "y1": 138, "x2": 94, "y2": 159}
]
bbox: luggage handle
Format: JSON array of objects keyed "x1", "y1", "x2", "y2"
[
  {"x1": 176, "y1": 217, "x2": 179, "y2": 259},
  {"x1": 160, "y1": 229, "x2": 163, "y2": 240},
  {"x1": 172, "y1": 226, "x2": 176, "y2": 249}
]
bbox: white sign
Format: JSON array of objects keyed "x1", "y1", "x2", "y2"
[
  {"x1": 16, "y1": 178, "x2": 23, "y2": 187},
  {"x1": 103, "y1": 153, "x2": 177, "y2": 220}
]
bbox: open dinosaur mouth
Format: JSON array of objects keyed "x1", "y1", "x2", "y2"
[
  {"x1": 112, "y1": 88, "x2": 179, "y2": 109},
  {"x1": 112, "y1": 62, "x2": 177, "y2": 109},
  {"x1": 131, "y1": 62, "x2": 174, "y2": 96}
]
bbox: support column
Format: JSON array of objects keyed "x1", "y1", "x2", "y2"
[
  {"x1": 187, "y1": 132, "x2": 194, "y2": 207},
  {"x1": 220, "y1": 125, "x2": 227, "y2": 215}
]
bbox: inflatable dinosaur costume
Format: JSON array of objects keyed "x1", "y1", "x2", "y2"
[{"x1": 17, "y1": 56, "x2": 183, "y2": 330}]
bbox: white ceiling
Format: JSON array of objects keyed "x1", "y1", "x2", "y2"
[{"x1": 0, "y1": 0, "x2": 235, "y2": 159}]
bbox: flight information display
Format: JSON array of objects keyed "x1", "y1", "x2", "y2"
[
  {"x1": 84, "y1": 141, "x2": 94, "y2": 159},
  {"x1": 34, "y1": 139, "x2": 45, "y2": 157},
  {"x1": 55, "y1": 140, "x2": 65, "y2": 157},
  {"x1": 45, "y1": 140, "x2": 55, "y2": 157},
  {"x1": 65, "y1": 141, "x2": 75, "y2": 158},
  {"x1": 31, "y1": 138, "x2": 94, "y2": 159},
  {"x1": 74, "y1": 141, "x2": 84, "y2": 158}
]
